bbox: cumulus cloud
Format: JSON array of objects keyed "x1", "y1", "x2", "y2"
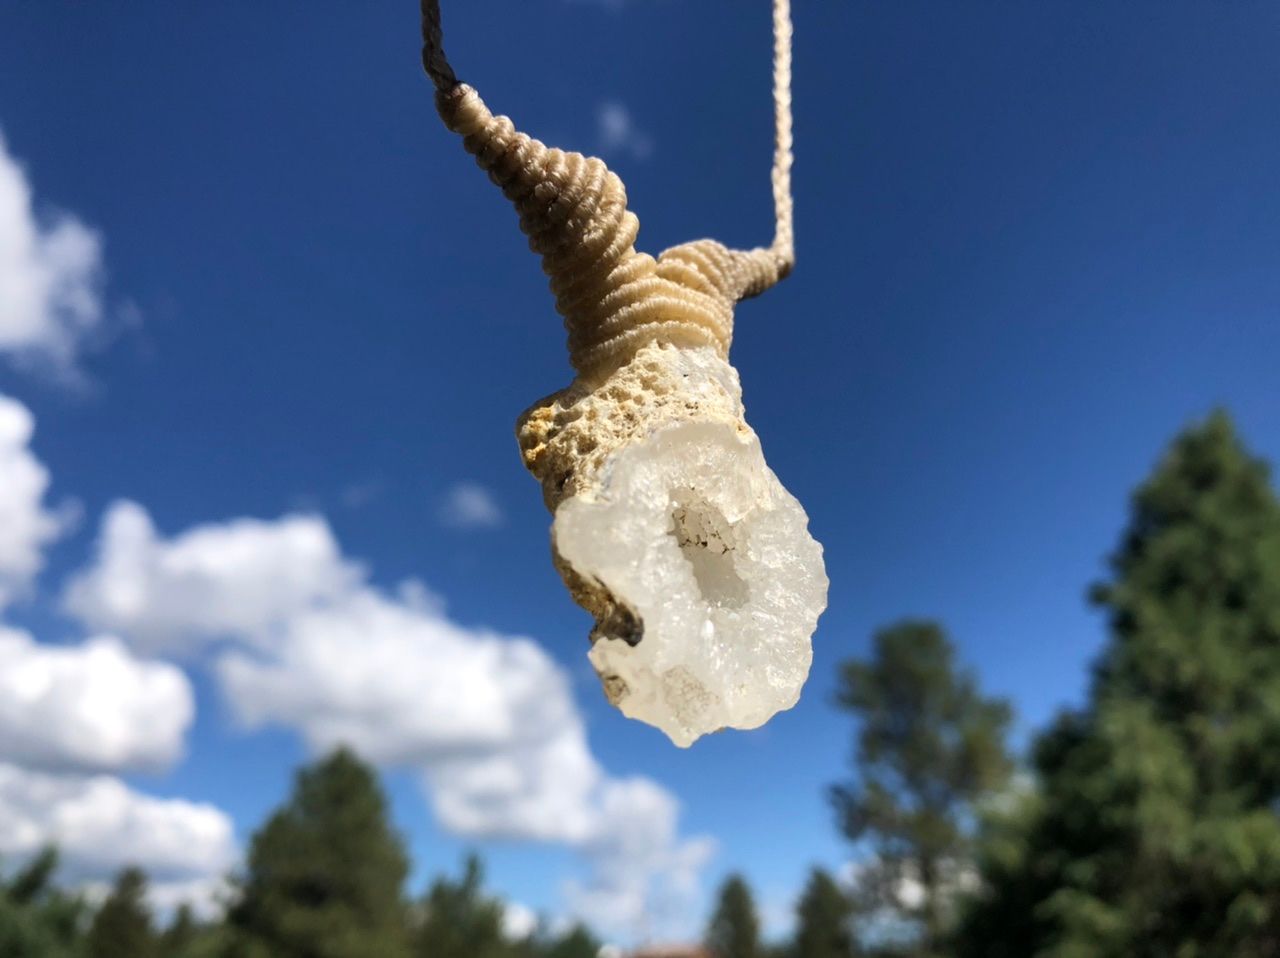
[
  {"x1": 0, "y1": 396, "x2": 64, "y2": 608},
  {"x1": 566, "y1": 777, "x2": 717, "y2": 935},
  {"x1": 597, "y1": 102, "x2": 654, "y2": 162},
  {"x1": 438, "y1": 482, "x2": 503, "y2": 529},
  {"x1": 0, "y1": 130, "x2": 107, "y2": 374},
  {"x1": 0, "y1": 763, "x2": 237, "y2": 912},
  {"x1": 0, "y1": 401, "x2": 231, "y2": 918},
  {"x1": 65, "y1": 502, "x2": 361, "y2": 656},
  {"x1": 0, "y1": 627, "x2": 193, "y2": 774},
  {"x1": 503, "y1": 901, "x2": 539, "y2": 941},
  {"x1": 142, "y1": 875, "x2": 234, "y2": 921},
  {"x1": 70, "y1": 502, "x2": 712, "y2": 938},
  {"x1": 217, "y1": 585, "x2": 601, "y2": 844},
  {"x1": 214, "y1": 583, "x2": 710, "y2": 935}
]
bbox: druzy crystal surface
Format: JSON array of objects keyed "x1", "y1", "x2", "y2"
[{"x1": 528, "y1": 345, "x2": 827, "y2": 747}]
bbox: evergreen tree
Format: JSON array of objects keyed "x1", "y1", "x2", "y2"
[
  {"x1": 160, "y1": 904, "x2": 195, "y2": 951},
  {"x1": 539, "y1": 923, "x2": 601, "y2": 958},
  {"x1": 226, "y1": 747, "x2": 411, "y2": 958},
  {"x1": 0, "y1": 847, "x2": 88, "y2": 958},
  {"x1": 793, "y1": 868, "x2": 856, "y2": 958},
  {"x1": 158, "y1": 904, "x2": 202, "y2": 958},
  {"x1": 831, "y1": 621, "x2": 1012, "y2": 956},
  {"x1": 8, "y1": 849, "x2": 60, "y2": 908},
  {"x1": 87, "y1": 867, "x2": 157, "y2": 958},
  {"x1": 157, "y1": 905, "x2": 230, "y2": 958},
  {"x1": 706, "y1": 874, "x2": 762, "y2": 958},
  {"x1": 957, "y1": 412, "x2": 1280, "y2": 957},
  {"x1": 413, "y1": 855, "x2": 511, "y2": 958}
]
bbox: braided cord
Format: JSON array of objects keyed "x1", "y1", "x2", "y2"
[
  {"x1": 420, "y1": 0, "x2": 456, "y2": 90},
  {"x1": 770, "y1": 0, "x2": 795, "y2": 276},
  {"x1": 422, "y1": 0, "x2": 795, "y2": 376}
]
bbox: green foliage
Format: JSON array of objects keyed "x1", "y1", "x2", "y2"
[
  {"x1": 157, "y1": 904, "x2": 232, "y2": 958},
  {"x1": 0, "y1": 761, "x2": 605, "y2": 958},
  {"x1": 413, "y1": 854, "x2": 511, "y2": 958},
  {"x1": 225, "y1": 747, "x2": 412, "y2": 958},
  {"x1": 411, "y1": 856, "x2": 603, "y2": 958},
  {"x1": 706, "y1": 874, "x2": 762, "y2": 958},
  {"x1": 957, "y1": 412, "x2": 1280, "y2": 957},
  {"x1": 0, "y1": 848, "x2": 88, "y2": 958},
  {"x1": 9, "y1": 850, "x2": 60, "y2": 908},
  {"x1": 792, "y1": 868, "x2": 856, "y2": 958},
  {"x1": 159, "y1": 904, "x2": 197, "y2": 955},
  {"x1": 87, "y1": 867, "x2": 157, "y2": 958},
  {"x1": 537, "y1": 923, "x2": 601, "y2": 958},
  {"x1": 832, "y1": 621, "x2": 1013, "y2": 954}
]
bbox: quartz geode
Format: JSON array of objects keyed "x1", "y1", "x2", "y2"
[{"x1": 519, "y1": 341, "x2": 828, "y2": 746}]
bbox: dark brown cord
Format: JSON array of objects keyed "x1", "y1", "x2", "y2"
[{"x1": 420, "y1": 0, "x2": 457, "y2": 90}]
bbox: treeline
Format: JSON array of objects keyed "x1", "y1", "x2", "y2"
[
  {"x1": 5, "y1": 411, "x2": 1280, "y2": 958},
  {"x1": 1, "y1": 749, "x2": 604, "y2": 958},
  {"x1": 0, "y1": 750, "x2": 867, "y2": 958}
]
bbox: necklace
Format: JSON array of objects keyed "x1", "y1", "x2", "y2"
[{"x1": 420, "y1": 0, "x2": 827, "y2": 747}]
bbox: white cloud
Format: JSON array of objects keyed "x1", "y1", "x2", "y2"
[
  {"x1": 216, "y1": 584, "x2": 710, "y2": 935},
  {"x1": 0, "y1": 401, "x2": 229, "y2": 917},
  {"x1": 0, "y1": 130, "x2": 107, "y2": 374},
  {"x1": 597, "y1": 102, "x2": 654, "y2": 162},
  {"x1": 80, "y1": 874, "x2": 234, "y2": 922},
  {"x1": 566, "y1": 777, "x2": 717, "y2": 937},
  {"x1": 65, "y1": 501, "x2": 361, "y2": 656},
  {"x1": 438, "y1": 482, "x2": 503, "y2": 529},
  {"x1": 0, "y1": 627, "x2": 193, "y2": 774},
  {"x1": 503, "y1": 901, "x2": 539, "y2": 941},
  {"x1": 217, "y1": 583, "x2": 594, "y2": 843},
  {"x1": 142, "y1": 874, "x2": 234, "y2": 921},
  {"x1": 0, "y1": 763, "x2": 237, "y2": 894},
  {"x1": 70, "y1": 502, "x2": 712, "y2": 939},
  {"x1": 211, "y1": 581, "x2": 599, "y2": 841},
  {"x1": 0, "y1": 396, "x2": 64, "y2": 608}
]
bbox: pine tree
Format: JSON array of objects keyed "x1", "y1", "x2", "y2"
[
  {"x1": 706, "y1": 874, "x2": 762, "y2": 958},
  {"x1": 158, "y1": 901, "x2": 211, "y2": 952},
  {"x1": 0, "y1": 847, "x2": 89, "y2": 958},
  {"x1": 413, "y1": 855, "x2": 511, "y2": 958},
  {"x1": 540, "y1": 923, "x2": 601, "y2": 958},
  {"x1": 158, "y1": 904, "x2": 198, "y2": 957},
  {"x1": 957, "y1": 412, "x2": 1280, "y2": 957},
  {"x1": 831, "y1": 621, "x2": 1012, "y2": 956},
  {"x1": 226, "y1": 747, "x2": 411, "y2": 958},
  {"x1": 87, "y1": 867, "x2": 157, "y2": 958},
  {"x1": 792, "y1": 868, "x2": 856, "y2": 958}
]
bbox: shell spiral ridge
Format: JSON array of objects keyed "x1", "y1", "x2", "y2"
[{"x1": 436, "y1": 85, "x2": 783, "y2": 378}]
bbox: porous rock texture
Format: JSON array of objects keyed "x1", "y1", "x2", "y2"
[{"x1": 518, "y1": 342, "x2": 828, "y2": 746}]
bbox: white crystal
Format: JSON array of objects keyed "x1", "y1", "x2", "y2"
[
  {"x1": 553, "y1": 416, "x2": 827, "y2": 747},
  {"x1": 517, "y1": 342, "x2": 828, "y2": 746}
]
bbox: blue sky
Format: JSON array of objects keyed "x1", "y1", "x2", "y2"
[{"x1": 1, "y1": 0, "x2": 1279, "y2": 944}]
